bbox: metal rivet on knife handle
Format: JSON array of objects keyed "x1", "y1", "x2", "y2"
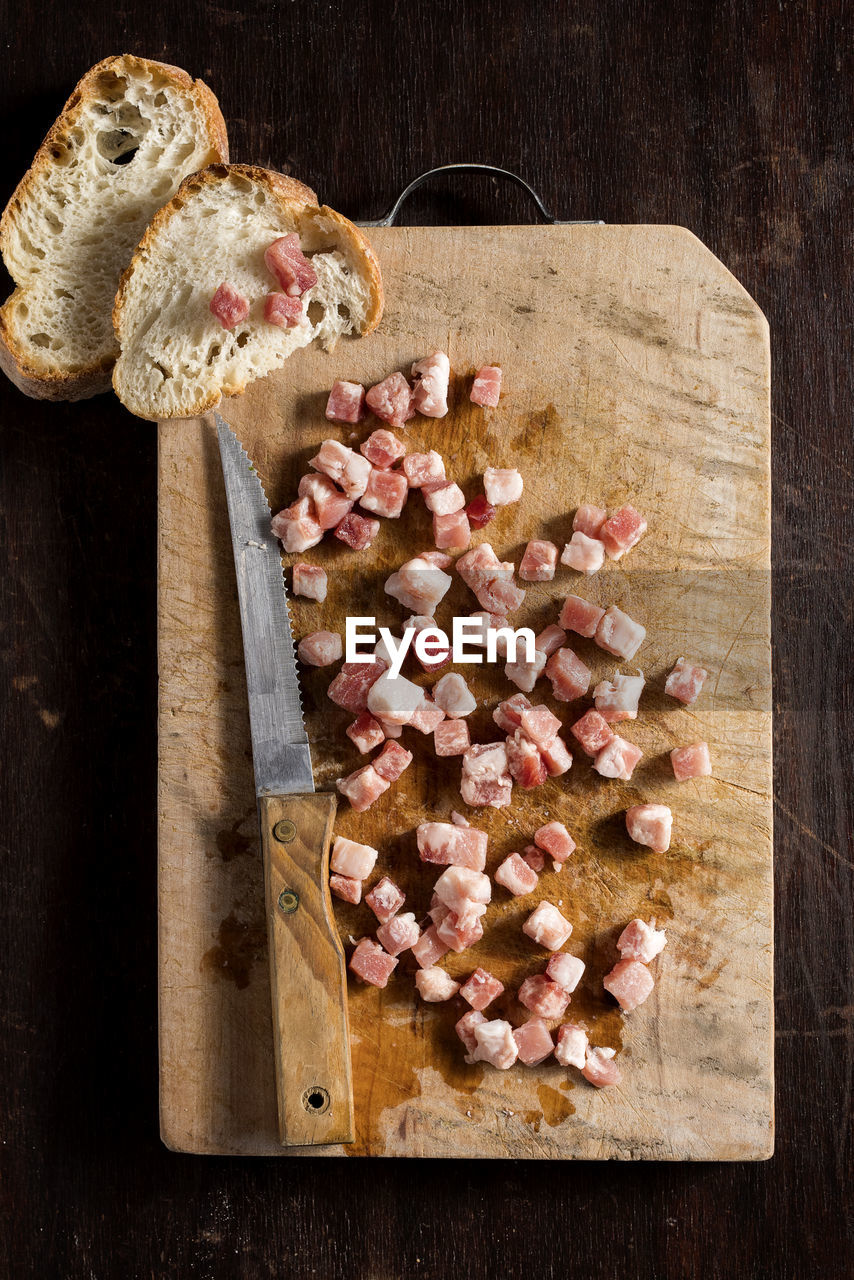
[
  {"x1": 273, "y1": 818, "x2": 296, "y2": 843},
  {"x1": 278, "y1": 889, "x2": 299, "y2": 915}
]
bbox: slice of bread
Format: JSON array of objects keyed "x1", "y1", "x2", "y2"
[
  {"x1": 112, "y1": 164, "x2": 384, "y2": 421},
  {"x1": 0, "y1": 55, "x2": 228, "y2": 401}
]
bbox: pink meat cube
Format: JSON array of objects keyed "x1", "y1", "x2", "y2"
[
  {"x1": 483, "y1": 466, "x2": 523, "y2": 506},
  {"x1": 209, "y1": 281, "x2": 250, "y2": 329},
  {"x1": 360, "y1": 428, "x2": 406, "y2": 468},
  {"x1": 385, "y1": 556, "x2": 453, "y2": 614},
  {"x1": 417, "y1": 822, "x2": 488, "y2": 871},
  {"x1": 292, "y1": 562, "x2": 328, "y2": 602},
  {"x1": 504, "y1": 648, "x2": 547, "y2": 693},
  {"x1": 379, "y1": 718, "x2": 403, "y2": 738},
  {"x1": 518, "y1": 974, "x2": 571, "y2": 1020},
  {"x1": 535, "y1": 624, "x2": 567, "y2": 656},
  {"x1": 604, "y1": 958, "x2": 655, "y2": 1012},
  {"x1": 541, "y1": 735, "x2": 573, "y2": 777},
  {"x1": 435, "y1": 907, "x2": 485, "y2": 953},
  {"x1": 572, "y1": 504, "x2": 607, "y2": 538},
  {"x1": 336, "y1": 764, "x2": 390, "y2": 811},
  {"x1": 671, "y1": 741, "x2": 712, "y2": 781},
  {"x1": 330, "y1": 835, "x2": 378, "y2": 879},
  {"x1": 434, "y1": 718, "x2": 471, "y2": 756},
  {"x1": 325, "y1": 379, "x2": 365, "y2": 423},
  {"x1": 329, "y1": 874, "x2": 361, "y2": 904},
  {"x1": 600, "y1": 505, "x2": 648, "y2": 560},
  {"x1": 494, "y1": 852, "x2": 539, "y2": 897},
  {"x1": 460, "y1": 774, "x2": 513, "y2": 809},
  {"x1": 372, "y1": 740, "x2": 413, "y2": 782},
  {"x1": 462, "y1": 741, "x2": 509, "y2": 781},
  {"x1": 298, "y1": 473, "x2": 354, "y2": 530},
  {"x1": 519, "y1": 704, "x2": 562, "y2": 750},
  {"x1": 593, "y1": 672, "x2": 645, "y2": 722},
  {"x1": 465, "y1": 495, "x2": 496, "y2": 529},
  {"x1": 471, "y1": 1019, "x2": 518, "y2": 1069},
  {"x1": 360, "y1": 467, "x2": 409, "y2": 519},
  {"x1": 625, "y1": 803, "x2": 672, "y2": 852},
  {"x1": 534, "y1": 821, "x2": 576, "y2": 863},
  {"x1": 456, "y1": 541, "x2": 506, "y2": 584},
  {"x1": 545, "y1": 648, "x2": 592, "y2": 702},
  {"x1": 595, "y1": 606, "x2": 646, "y2": 661},
  {"x1": 411, "y1": 924, "x2": 450, "y2": 969},
  {"x1": 665, "y1": 657, "x2": 709, "y2": 705},
  {"x1": 327, "y1": 658, "x2": 387, "y2": 713},
  {"x1": 582, "y1": 1045, "x2": 622, "y2": 1087},
  {"x1": 345, "y1": 712, "x2": 385, "y2": 755},
  {"x1": 376, "y1": 911, "x2": 420, "y2": 957},
  {"x1": 264, "y1": 292, "x2": 303, "y2": 328},
  {"x1": 408, "y1": 697, "x2": 446, "y2": 734},
  {"x1": 617, "y1": 918, "x2": 667, "y2": 963},
  {"x1": 365, "y1": 876, "x2": 406, "y2": 925},
  {"x1": 264, "y1": 233, "x2": 317, "y2": 295},
  {"x1": 297, "y1": 630, "x2": 342, "y2": 667},
  {"x1": 519, "y1": 540, "x2": 558, "y2": 582},
  {"x1": 459, "y1": 967, "x2": 505, "y2": 1011},
  {"x1": 513, "y1": 1018, "x2": 555, "y2": 1066},
  {"x1": 349, "y1": 937, "x2": 398, "y2": 988},
  {"x1": 433, "y1": 510, "x2": 471, "y2": 550},
  {"x1": 523, "y1": 901, "x2": 573, "y2": 951},
  {"x1": 405, "y1": 615, "x2": 452, "y2": 672},
  {"x1": 411, "y1": 351, "x2": 451, "y2": 417},
  {"x1": 366, "y1": 372, "x2": 415, "y2": 427},
  {"x1": 523, "y1": 846, "x2": 546, "y2": 873},
  {"x1": 456, "y1": 1008, "x2": 487, "y2": 1058},
  {"x1": 470, "y1": 365, "x2": 502, "y2": 408},
  {"x1": 554, "y1": 1023, "x2": 589, "y2": 1069},
  {"x1": 592, "y1": 736, "x2": 643, "y2": 781},
  {"x1": 367, "y1": 671, "x2": 424, "y2": 726},
  {"x1": 415, "y1": 967, "x2": 460, "y2": 1002},
  {"x1": 506, "y1": 732, "x2": 549, "y2": 789},
  {"x1": 558, "y1": 594, "x2": 605, "y2": 638},
  {"x1": 561, "y1": 532, "x2": 605, "y2": 574},
  {"x1": 310, "y1": 439, "x2": 372, "y2": 500},
  {"x1": 403, "y1": 450, "x2": 446, "y2": 488},
  {"x1": 334, "y1": 511, "x2": 381, "y2": 550},
  {"x1": 423, "y1": 480, "x2": 466, "y2": 515},
  {"x1": 271, "y1": 497, "x2": 324, "y2": 553},
  {"x1": 421, "y1": 551, "x2": 454, "y2": 569},
  {"x1": 546, "y1": 952, "x2": 585, "y2": 993},
  {"x1": 492, "y1": 693, "x2": 532, "y2": 734},
  {"x1": 433, "y1": 866, "x2": 491, "y2": 914},
  {"x1": 570, "y1": 709, "x2": 615, "y2": 757}
]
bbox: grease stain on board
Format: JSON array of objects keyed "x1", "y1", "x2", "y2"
[{"x1": 201, "y1": 912, "x2": 266, "y2": 990}]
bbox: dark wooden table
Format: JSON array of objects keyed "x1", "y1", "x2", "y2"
[{"x1": 1, "y1": 2, "x2": 851, "y2": 1276}]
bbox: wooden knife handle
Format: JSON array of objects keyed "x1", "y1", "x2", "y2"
[{"x1": 259, "y1": 791, "x2": 354, "y2": 1146}]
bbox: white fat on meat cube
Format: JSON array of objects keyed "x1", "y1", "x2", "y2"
[
  {"x1": 617, "y1": 918, "x2": 668, "y2": 963},
  {"x1": 433, "y1": 866, "x2": 492, "y2": 915},
  {"x1": 309, "y1": 438, "x2": 372, "y2": 499},
  {"x1": 367, "y1": 671, "x2": 425, "y2": 725},
  {"x1": 483, "y1": 467, "x2": 523, "y2": 506},
  {"x1": 595, "y1": 606, "x2": 646, "y2": 661},
  {"x1": 385, "y1": 556, "x2": 453, "y2": 613},
  {"x1": 593, "y1": 671, "x2": 645, "y2": 722},
  {"x1": 330, "y1": 836, "x2": 378, "y2": 880},
  {"x1": 423, "y1": 481, "x2": 466, "y2": 515},
  {"x1": 546, "y1": 952, "x2": 585, "y2": 993},
  {"x1": 561, "y1": 531, "x2": 605, "y2": 574},
  {"x1": 625, "y1": 803, "x2": 672, "y2": 853},
  {"x1": 297, "y1": 630, "x2": 342, "y2": 667},
  {"x1": 504, "y1": 648, "x2": 547, "y2": 692},
  {"x1": 471, "y1": 1019, "x2": 519, "y2": 1069},
  {"x1": 522, "y1": 901, "x2": 573, "y2": 951},
  {"x1": 554, "y1": 1023, "x2": 589, "y2": 1069},
  {"x1": 415, "y1": 967, "x2": 460, "y2": 1002},
  {"x1": 433, "y1": 673, "x2": 477, "y2": 718},
  {"x1": 411, "y1": 351, "x2": 451, "y2": 418}
]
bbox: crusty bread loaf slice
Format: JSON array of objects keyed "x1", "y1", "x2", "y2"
[
  {"x1": 112, "y1": 164, "x2": 384, "y2": 421},
  {"x1": 0, "y1": 55, "x2": 228, "y2": 401}
]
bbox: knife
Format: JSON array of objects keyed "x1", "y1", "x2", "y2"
[{"x1": 215, "y1": 412, "x2": 354, "y2": 1147}]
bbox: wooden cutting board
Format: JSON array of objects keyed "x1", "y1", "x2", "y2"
[{"x1": 157, "y1": 224, "x2": 773, "y2": 1159}]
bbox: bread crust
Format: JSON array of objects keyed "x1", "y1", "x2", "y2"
[{"x1": 0, "y1": 54, "x2": 229, "y2": 400}]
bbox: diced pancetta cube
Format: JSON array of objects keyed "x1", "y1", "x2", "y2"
[
  {"x1": 379, "y1": 718, "x2": 403, "y2": 738},
  {"x1": 592, "y1": 736, "x2": 643, "y2": 781},
  {"x1": 433, "y1": 510, "x2": 471, "y2": 550},
  {"x1": 604, "y1": 958, "x2": 655, "y2": 1012},
  {"x1": 372, "y1": 740, "x2": 413, "y2": 782},
  {"x1": 433, "y1": 866, "x2": 491, "y2": 914},
  {"x1": 546, "y1": 952, "x2": 585, "y2": 993},
  {"x1": 470, "y1": 365, "x2": 502, "y2": 408},
  {"x1": 411, "y1": 351, "x2": 451, "y2": 417},
  {"x1": 403, "y1": 614, "x2": 451, "y2": 671},
  {"x1": 367, "y1": 671, "x2": 424, "y2": 725},
  {"x1": 570, "y1": 709, "x2": 615, "y2": 757},
  {"x1": 462, "y1": 741, "x2": 509, "y2": 781},
  {"x1": 415, "y1": 966, "x2": 460, "y2": 1002},
  {"x1": 436, "y1": 905, "x2": 485, "y2": 952},
  {"x1": 540, "y1": 735, "x2": 573, "y2": 777},
  {"x1": 617, "y1": 918, "x2": 667, "y2": 963},
  {"x1": 271, "y1": 497, "x2": 324, "y2": 553},
  {"x1": 519, "y1": 704, "x2": 562, "y2": 750},
  {"x1": 434, "y1": 718, "x2": 471, "y2": 756},
  {"x1": 297, "y1": 630, "x2": 342, "y2": 667},
  {"x1": 523, "y1": 846, "x2": 546, "y2": 873},
  {"x1": 519, "y1": 540, "x2": 558, "y2": 582},
  {"x1": 477, "y1": 575, "x2": 527, "y2": 616},
  {"x1": 421, "y1": 550, "x2": 454, "y2": 569},
  {"x1": 671, "y1": 741, "x2": 712, "y2": 780},
  {"x1": 494, "y1": 852, "x2": 539, "y2": 897},
  {"x1": 572, "y1": 504, "x2": 607, "y2": 538},
  {"x1": 365, "y1": 876, "x2": 406, "y2": 924},
  {"x1": 506, "y1": 731, "x2": 548, "y2": 789},
  {"x1": 593, "y1": 671, "x2": 645, "y2": 722},
  {"x1": 471, "y1": 1019, "x2": 518, "y2": 1069},
  {"x1": 523, "y1": 901, "x2": 573, "y2": 951},
  {"x1": 665, "y1": 657, "x2": 709, "y2": 705},
  {"x1": 376, "y1": 911, "x2": 420, "y2": 957},
  {"x1": 535, "y1": 624, "x2": 567, "y2": 656},
  {"x1": 408, "y1": 696, "x2": 446, "y2": 734},
  {"x1": 456, "y1": 542, "x2": 504, "y2": 588},
  {"x1": 518, "y1": 974, "x2": 571, "y2": 1019},
  {"x1": 349, "y1": 937, "x2": 397, "y2": 988},
  {"x1": 459, "y1": 967, "x2": 505, "y2": 1011},
  {"x1": 385, "y1": 556, "x2": 453, "y2": 614},
  {"x1": 492, "y1": 692, "x2": 532, "y2": 733},
  {"x1": 309, "y1": 439, "x2": 372, "y2": 499},
  {"x1": 456, "y1": 1008, "x2": 487, "y2": 1059},
  {"x1": 210, "y1": 281, "x2": 250, "y2": 329},
  {"x1": 325, "y1": 379, "x2": 365, "y2": 423},
  {"x1": 327, "y1": 658, "x2": 388, "y2": 713},
  {"x1": 423, "y1": 480, "x2": 465, "y2": 515},
  {"x1": 360, "y1": 428, "x2": 406, "y2": 468},
  {"x1": 264, "y1": 233, "x2": 317, "y2": 295},
  {"x1": 545, "y1": 648, "x2": 592, "y2": 702},
  {"x1": 329, "y1": 874, "x2": 361, "y2": 904},
  {"x1": 403, "y1": 450, "x2": 446, "y2": 488},
  {"x1": 460, "y1": 774, "x2": 513, "y2": 808},
  {"x1": 345, "y1": 711, "x2": 385, "y2": 754},
  {"x1": 600, "y1": 505, "x2": 647, "y2": 560},
  {"x1": 558, "y1": 594, "x2": 605, "y2": 638},
  {"x1": 483, "y1": 466, "x2": 523, "y2": 506},
  {"x1": 554, "y1": 1023, "x2": 588, "y2": 1069},
  {"x1": 513, "y1": 1017, "x2": 555, "y2": 1066},
  {"x1": 292, "y1": 562, "x2": 328, "y2": 602},
  {"x1": 412, "y1": 924, "x2": 450, "y2": 969},
  {"x1": 298, "y1": 473, "x2": 354, "y2": 530},
  {"x1": 264, "y1": 291, "x2": 303, "y2": 328},
  {"x1": 561, "y1": 531, "x2": 605, "y2": 574},
  {"x1": 534, "y1": 821, "x2": 576, "y2": 863},
  {"x1": 359, "y1": 467, "x2": 409, "y2": 518},
  {"x1": 595, "y1": 606, "x2": 646, "y2": 661},
  {"x1": 366, "y1": 372, "x2": 415, "y2": 427},
  {"x1": 433, "y1": 673, "x2": 477, "y2": 718},
  {"x1": 625, "y1": 803, "x2": 672, "y2": 852},
  {"x1": 504, "y1": 648, "x2": 547, "y2": 692},
  {"x1": 417, "y1": 822, "x2": 487, "y2": 870},
  {"x1": 337, "y1": 764, "x2": 390, "y2": 811},
  {"x1": 465, "y1": 495, "x2": 497, "y2": 528},
  {"x1": 582, "y1": 1045, "x2": 622, "y2": 1087}
]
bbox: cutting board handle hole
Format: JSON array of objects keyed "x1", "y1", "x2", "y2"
[{"x1": 302, "y1": 1086, "x2": 330, "y2": 1115}]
